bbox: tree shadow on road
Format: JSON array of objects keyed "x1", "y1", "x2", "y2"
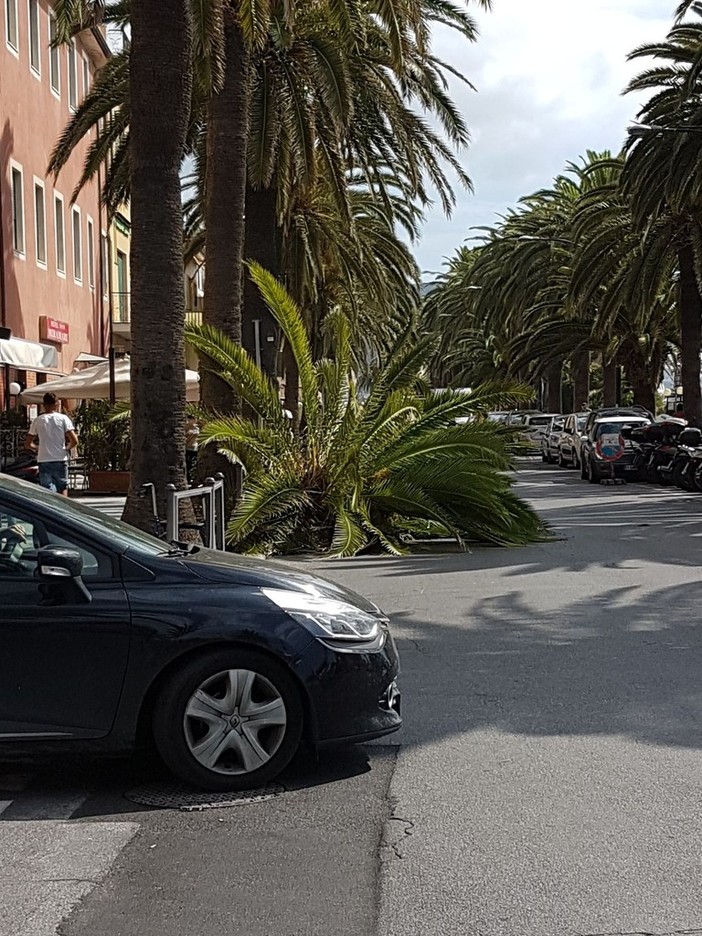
[{"x1": 390, "y1": 577, "x2": 702, "y2": 752}]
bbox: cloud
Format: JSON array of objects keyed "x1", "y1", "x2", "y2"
[{"x1": 415, "y1": 0, "x2": 677, "y2": 272}]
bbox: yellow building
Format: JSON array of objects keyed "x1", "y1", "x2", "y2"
[{"x1": 108, "y1": 204, "x2": 131, "y2": 352}]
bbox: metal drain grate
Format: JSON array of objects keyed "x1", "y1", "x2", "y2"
[{"x1": 124, "y1": 781, "x2": 285, "y2": 811}]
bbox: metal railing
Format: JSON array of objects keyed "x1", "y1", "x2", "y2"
[
  {"x1": 140, "y1": 474, "x2": 226, "y2": 550},
  {"x1": 110, "y1": 299, "x2": 203, "y2": 328},
  {"x1": 0, "y1": 426, "x2": 27, "y2": 469}
]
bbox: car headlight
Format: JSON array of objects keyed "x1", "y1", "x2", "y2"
[{"x1": 261, "y1": 588, "x2": 382, "y2": 642}]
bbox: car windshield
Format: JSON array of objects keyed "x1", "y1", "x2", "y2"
[
  {"x1": 595, "y1": 420, "x2": 646, "y2": 437},
  {"x1": 1, "y1": 478, "x2": 171, "y2": 557},
  {"x1": 528, "y1": 417, "x2": 552, "y2": 428}
]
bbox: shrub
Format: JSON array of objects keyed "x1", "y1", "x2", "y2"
[{"x1": 186, "y1": 265, "x2": 545, "y2": 556}]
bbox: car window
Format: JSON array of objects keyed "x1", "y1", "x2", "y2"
[
  {"x1": 595, "y1": 421, "x2": 646, "y2": 438},
  {"x1": 527, "y1": 417, "x2": 552, "y2": 428},
  {"x1": 553, "y1": 419, "x2": 565, "y2": 432},
  {"x1": 577, "y1": 416, "x2": 587, "y2": 431},
  {"x1": 0, "y1": 501, "x2": 111, "y2": 580}
]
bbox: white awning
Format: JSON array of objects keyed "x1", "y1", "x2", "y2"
[
  {"x1": 19, "y1": 358, "x2": 201, "y2": 403},
  {"x1": 0, "y1": 336, "x2": 60, "y2": 374},
  {"x1": 74, "y1": 352, "x2": 108, "y2": 365}
]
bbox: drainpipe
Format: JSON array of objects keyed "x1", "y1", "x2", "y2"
[
  {"x1": 0, "y1": 165, "x2": 7, "y2": 330},
  {"x1": 97, "y1": 165, "x2": 106, "y2": 358},
  {"x1": 0, "y1": 168, "x2": 9, "y2": 412}
]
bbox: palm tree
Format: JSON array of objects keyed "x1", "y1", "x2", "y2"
[
  {"x1": 50, "y1": 0, "x2": 492, "y2": 379},
  {"x1": 122, "y1": 0, "x2": 194, "y2": 528},
  {"x1": 185, "y1": 265, "x2": 543, "y2": 556},
  {"x1": 622, "y1": 8, "x2": 702, "y2": 424}
]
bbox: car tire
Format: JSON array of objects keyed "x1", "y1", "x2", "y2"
[
  {"x1": 541, "y1": 452, "x2": 548, "y2": 463},
  {"x1": 580, "y1": 458, "x2": 588, "y2": 480},
  {"x1": 558, "y1": 452, "x2": 567, "y2": 468},
  {"x1": 588, "y1": 458, "x2": 599, "y2": 484},
  {"x1": 152, "y1": 649, "x2": 304, "y2": 792}
]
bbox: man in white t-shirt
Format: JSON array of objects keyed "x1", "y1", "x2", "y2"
[{"x1": 25, "y1": 392, "x2": 78, "y2": 496}]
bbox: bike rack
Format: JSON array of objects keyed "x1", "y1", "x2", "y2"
[{"x1": 139, "y1": 474, "x2": 227, "y2": 551}]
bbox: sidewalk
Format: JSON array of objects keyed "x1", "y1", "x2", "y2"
[{"x1": 72, "y1": 494, "x2": 126, "y2": 519}]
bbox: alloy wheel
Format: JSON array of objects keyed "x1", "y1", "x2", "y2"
[{"x1": 183, "y1": 669, "x2": 288, "y2": 776}]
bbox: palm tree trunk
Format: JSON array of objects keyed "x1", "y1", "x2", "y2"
[
  {"x1": 572, "y1": 351, "x2": 590, "y2": 411},
  {"x1": 243, "y1": 185, "x2": 281, "y2": 381},
  {"x1": 200, "y1": 8, "x2": 249, "y2": 412},
  {"x1": 198, "y1": 6, "x2": 250, "y2": 486},
  {"x1": 602, "y1": 356, "x2": 617, "y2": 406},
  {"x1": 678, "y1": 242, "x2": 702, "y2": 427},
  {"x1": 543, "y1": 360, "x2": 562, "y2": 412},
  {"x1": 626, "y1": 358, "x2": 657, "y2": 413},
  {"x1": 123, "y1": 0, "x2": 192, "y2": 530}
]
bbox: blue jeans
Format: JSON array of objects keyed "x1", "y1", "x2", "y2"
[{"x1": 39, "y1": 461, "x2": 69, "y2": 493}]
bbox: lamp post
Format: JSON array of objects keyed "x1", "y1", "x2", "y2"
[{"x1": 628, "y1": 121, "x2": 702, "y2": 139}]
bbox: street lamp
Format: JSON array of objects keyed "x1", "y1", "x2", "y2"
[{"x1": 628, "y1": 121, "x2": 702, "y2": 139}]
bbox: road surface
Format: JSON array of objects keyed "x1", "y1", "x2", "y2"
[{"x1": 4, "y1": 463, "x2": 702, "y2": 936}]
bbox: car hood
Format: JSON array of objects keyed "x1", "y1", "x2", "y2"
[{"x1": 181, "y1": 549, "x2": 382, "y2": 614}]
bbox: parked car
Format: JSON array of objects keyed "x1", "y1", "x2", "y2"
[
  {"x1": 583, "y1": 406, "x2": 653, "y2": 437},
  {"x1": 580, "y1": 414, "x2": 652, "y2": 483},
  {"x1": 0, "y1": 476, "x2": 401, "y2": 791},
  {"x1": 540, "y1": 415, "x2": 567, "y2": 464},
  {"x1": 558, "y1": 412, "x2": 589, "y2": 469},
  {"x1": 516, "y1": 413, "x2": 561, "y2": 452}
]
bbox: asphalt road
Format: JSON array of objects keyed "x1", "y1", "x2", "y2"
[{"x1": 5, "y1": 463, "x2": 702, "y2": 936}]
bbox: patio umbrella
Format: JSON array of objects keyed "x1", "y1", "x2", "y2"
[{"x1": 19, "y1": 359, "x2": 200, "y2": 403}]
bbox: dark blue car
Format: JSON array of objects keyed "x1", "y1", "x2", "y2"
[{"x1": 0, "y1": 477, "x2": 401, "y2": 790}]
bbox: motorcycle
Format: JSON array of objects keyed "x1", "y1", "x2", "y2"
[
  {"x1": 644, "y1": 420, "x2": 687, "y2": 485},
  {"x1": 663, "y1": 427, "x2": 702, "y2": 491},
  {"x1": 0, "y1": 450, "x2": 39, "y2": 484}
]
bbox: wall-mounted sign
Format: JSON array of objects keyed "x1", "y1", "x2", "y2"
[{"x1": 39, "y1": 316, "x2": 70, "y2": 344}]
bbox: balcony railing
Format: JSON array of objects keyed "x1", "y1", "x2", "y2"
[
  {"x1": 112, "y1": 291, "x2": 130, "y2": 324},
  {"x1": 109, "y1": 293, "x2": 202, "y2": 328}
]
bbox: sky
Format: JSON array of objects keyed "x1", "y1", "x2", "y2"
[{"x1": 415, "y1": 0, "x2": 678, "y2": 276}]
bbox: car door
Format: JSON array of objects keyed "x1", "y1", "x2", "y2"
[
  {"x1": 0, "y1": 497, "x2": 132, "y2": 739},
  {"x1": 561, "y1": 417, "x2": 573, "y2": 457}
]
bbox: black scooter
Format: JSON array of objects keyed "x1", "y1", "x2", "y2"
[{"x1": 0, "y1": 450, "x2": 39, "y2": 484}]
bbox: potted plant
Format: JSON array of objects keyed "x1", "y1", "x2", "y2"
[{"x1": 73, "y1": 401, "x2": 131, "y2": 494}]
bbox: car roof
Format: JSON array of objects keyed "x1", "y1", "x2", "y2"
[{"x1": 593, "y1": 415, "x2": 650, "y2": 424}]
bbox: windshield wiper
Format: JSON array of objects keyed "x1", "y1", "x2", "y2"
[{"x1": 165, "y1": 542, "x2": 201, "y2": 557}]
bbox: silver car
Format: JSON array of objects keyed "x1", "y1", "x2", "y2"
[
  {"x1": 558, "y1": 412, "x2": 589, "y2": 468},
  {"x1": 540, "y1": 416, "x2": 567, "y2": 464}
]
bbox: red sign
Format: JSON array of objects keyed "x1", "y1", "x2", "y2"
[{"x1": 39, "y1": 316, "x2": 70, "y2": 344}]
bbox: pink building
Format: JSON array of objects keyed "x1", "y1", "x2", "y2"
[{"x1": 0, "y1": 0, "x2": 110, "y2": 406}]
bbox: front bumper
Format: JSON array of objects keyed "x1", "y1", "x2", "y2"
[
  {"x1": 593, "y1": 459, "x2": 639, "y2": 478},
  {"x1": 298, "y1": 627, "x2": 402, "y2": 745}
]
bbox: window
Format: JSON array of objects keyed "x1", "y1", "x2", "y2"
[
  {"x1": 5, "y1": 0, "x2": 17, "y2": 52},
  {"x1": 0, "y1": 502, "x2": 111, "y2": 581},
  {"x1": 54, "y1": 192, "x2": 65, "y2": 274},
  {"x1": 68, "y1": 40, "x2": 77, "y2": 110},
  {"x1": 116, "y1": 249, "x2": 128, "y2": 321},
  {"x1": 28, "y1": 0, "x2": 40, "y2": 74},
  {"x1": 71, "y1": 205, "x2": 82, "y2": 283},
  {"x1": 86, "y1": 217, "x2": 94, "y2": 288},
  {"x1": 34, "y1": 180, "x2": 46, "y2": 266},
  {"x1": 82, "y1": 55, "x2": 89, "y2": 98},
  {"x1": 10, "y1": 164, "x2": 24, "y2": 255},
  {"x1": 49, "y1": 12, "x2": 60, "y2": 95},
  {"x1": 101, "y1": 232, "x2": 109, "y2": 298}
]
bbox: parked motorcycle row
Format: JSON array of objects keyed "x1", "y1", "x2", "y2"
[
  {"x1": 625, "y1": 422, "x2": 702, "y2": 491},
  {"x1": 532, "y1": 405, "x2": 702, "y2": 489}
]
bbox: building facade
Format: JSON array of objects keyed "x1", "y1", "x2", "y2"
[{"x1": 0, "y1": 0, "x2": 111, "y2": 407}]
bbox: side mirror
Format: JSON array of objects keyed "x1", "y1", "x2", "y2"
[{"x1": 37, "y1": 546, "x2": 91, "y2": 603}]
